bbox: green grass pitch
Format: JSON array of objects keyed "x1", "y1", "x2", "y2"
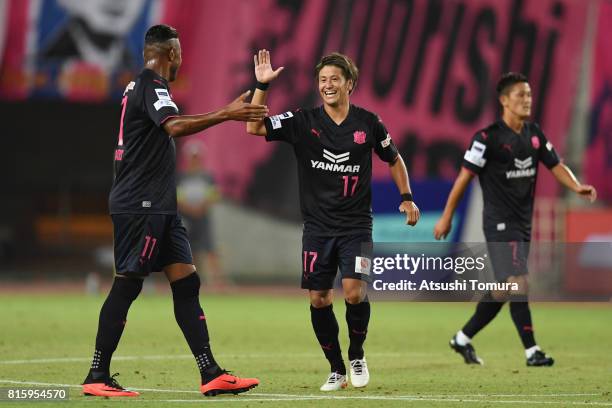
[{"x1": 0, "y1": 293, "x2": 610, "y2": 407}]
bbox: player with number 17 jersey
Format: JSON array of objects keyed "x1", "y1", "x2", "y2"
[
  {"x1": 247, "y1": 50, "x2": 420, "y2": 391},
  {"x1": 265, "y1": 105, "x2": 397, "y2": 236}
]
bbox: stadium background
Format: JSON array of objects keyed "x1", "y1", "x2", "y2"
[
  {"x1": 0, "y1": 0, "x2": 611, "y2": 405},
  {"x1": 1, "y1": 0, "x2": 610, "y2": 286}
]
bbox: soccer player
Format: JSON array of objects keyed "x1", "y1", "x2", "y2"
[
  {"x1": 246, "y1": 50, "x2": 420, "y2": 390},
  {"x1": 81, "y1": 24, "x2": 268, "y2": 397},
  {"x1": 434, "y1": 72, "x2": 597, "y2": 367}
]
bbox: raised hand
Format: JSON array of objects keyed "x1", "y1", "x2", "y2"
[
  {"x1": 399, "y1": 201, "x2": 420, "y2": 227},
  {"x1": 224, "y1": 90, "x2": 269, "y2": 122},
  {"x1": 254, "y1": 49, "x2": 284, "y2": 84}
]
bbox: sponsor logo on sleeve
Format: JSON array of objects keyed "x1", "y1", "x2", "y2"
[
  {"x1": 270, "y1": 111, "x2": 294, "y2": 129},
  {"x1": 155, "y1": 88, "x2": 171, "y2": 100},
  {"x1": 464, "y1": 140, "x2": 487, "y2": 167},
  {"x1": 546, "y1": 141, "x2": 553, "y2": 151},
  {"x1": 154, "y1": 99, "x2": 178, "y2": 111},
  {"x1": 380, "y1": 134, "x2": 392, "y2": 148}
]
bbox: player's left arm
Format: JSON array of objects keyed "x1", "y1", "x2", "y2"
[
  {"x1": 550, "y1": 163, "x2": 597, "y2": 202},
  {"x1": 389, "y1": 155, "x2": 420, "y2": 226},
  {"x1": 372, "y1": 117, "x2": 420, "y2": 226},
  {"x1": 536, "y1": 126, "x2": 596, "y2": 202}
]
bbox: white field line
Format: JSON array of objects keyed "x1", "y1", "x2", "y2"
[
  {"x1": 0, "y1": 379, "x2": 608, "y2": 406},
  {"x1": 0, "y1": 352, "x2": 514, "y2": 365},
  {"x1": 78, "y1": 398, "x2": 612, "y2": 406}
]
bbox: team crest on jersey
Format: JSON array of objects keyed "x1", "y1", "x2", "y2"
[
  {"x1": 353, "y1": 130, "x2": 366, "y2": 144},
  {"x1": 531, "y1": 136, "x2": 540, "y2": 149}
]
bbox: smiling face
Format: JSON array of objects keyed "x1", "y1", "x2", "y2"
[
  {"x1": 500, "y1": 81, "x2": 532, "y2": 120},
  {"x1": 317, "y1": 65, "x2": 353, "y2": 108}
]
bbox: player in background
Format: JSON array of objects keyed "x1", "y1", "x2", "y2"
[
  {"x1": 246, "y1": 50, "x2": 420, "y2": 391},
  {"x1": 434, "y1": 72, "x2": 597, "y2": 367},
  {"x1": 82, "y1": 24, "x2": 267, "y2": 397},
  {"x1": 178, "y1": 143, "x2": 227, "y2": 289}
]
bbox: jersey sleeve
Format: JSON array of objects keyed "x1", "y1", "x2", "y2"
[
  {"x1": 372, "y1": 116, "x2": 399, "y2": 163},
  {"x1": 263, "y1": 110, "x2": 304, "y2": 144},
  {"x1": 462, "y1": 131, "x2": 489, "y2": 174},
  {"x1": 534, "y1": 126, "x2": 561, "y2": 169},
  {"x1": 143, "y1": 80, "x2": 179, "y2": 127}
]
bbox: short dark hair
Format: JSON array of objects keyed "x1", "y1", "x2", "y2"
[
  {"x1": 496, "y1": 72, "x2": 528, "y2": 95},
  {"x1": 314, "y1": 52, "x2": 359, "y2": 93},
  {"x1": 145, "y1": 24, "x2": 178, "y2": 45}
]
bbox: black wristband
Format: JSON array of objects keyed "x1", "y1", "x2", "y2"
[
  {"x1": 256, "y1": 81, "x2": 269, "y2": 91},
  {"x1": 401, "y1": 193, "x2": 413, "y2": 202}
]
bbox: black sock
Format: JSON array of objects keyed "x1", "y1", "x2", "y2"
[
  {"x1": 345, "y1": 298, "x2": 370, "y2": 361},
  {"x1": 89, "y1": 277, "x2": 143, "y2": 378},
  {"x1": 170, "y1": 272, "x2": 221, "y2": 383},
  {"x1": 462, "y1": 292, "x2": 505, "y2": 338},
  {"x1": 310, "y1": 304, "x2": 345, "y2": 375},
  {"x1": 509, "y1": 295, "x2": 536, "y2": 349}
]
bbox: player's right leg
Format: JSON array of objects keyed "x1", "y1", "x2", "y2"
[
  {"x1": 303, "y1": 235, "x2": 347, "y2": 391},
  {"x1": 82, "y1": 214, "x2": 157, "y2": 397},
  {"x1": 449, "y1": 291, "x2": 502, "y2": 365},
  {"x1": 450, "y1": 239, "x2": 509, "y2": 365}
]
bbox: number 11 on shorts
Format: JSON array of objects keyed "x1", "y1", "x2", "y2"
[{"x1": 141, "y1": 235, "x2": 157, "y2": 260}]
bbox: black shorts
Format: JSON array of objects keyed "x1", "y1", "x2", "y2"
[
  {"x1": 301, "y1": 233, "x2": 372, "y2": 290},
  {"x1": 112, "y1": 214, "x2": 193, "y2": 277},
  {"x1": 484, "y1": 230, "x2": 530, "y2": 282}
]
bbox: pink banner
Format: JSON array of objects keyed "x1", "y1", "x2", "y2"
[
  {"x1": 584, "y1": 0, "x2": 612, "y2": 203},
  {"x1": 0, "y1": 0, "x2": 590, "y2": 200},
  {"x1": 174, "y1": 0, "x2": 588, "y2": 198}
]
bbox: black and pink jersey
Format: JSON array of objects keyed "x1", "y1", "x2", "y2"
[
  {"x1": 462, "y1": 120, "x2": 560, "y2": 236},
  {"x1": 109, "y1": 69, "x2": 179, "y2": 214},
  {"x1": 263, "y1": 105, "x2": 399, "y2": 236}
]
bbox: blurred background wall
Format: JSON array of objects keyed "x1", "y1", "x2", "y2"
[{"x1": 0, "y1": 0, "x2": 610, "y2": 291}]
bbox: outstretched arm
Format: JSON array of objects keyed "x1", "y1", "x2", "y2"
[
  {"x1": 389, "y1": 155, "x2": 420, "y2": 226},
  {"x1": 164, "y1": 91, "x2": 268, "y2": 138},
  {"x1": 433, "y1": 167, "x2": 475, "y2": 240},
  {"x1": 246, "y1": 49, "x2": 284, "y2": 136},
  {"x1": 550, "y1": 163, "x2": 597, "y2": 202}
]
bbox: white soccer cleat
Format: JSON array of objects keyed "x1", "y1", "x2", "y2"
[
  {"x1": 319, "y1": 372, "x2": 348, "y2": 391},
  {"x1": 349, "y1": 358, "x2": 369, "y2": 388}
]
